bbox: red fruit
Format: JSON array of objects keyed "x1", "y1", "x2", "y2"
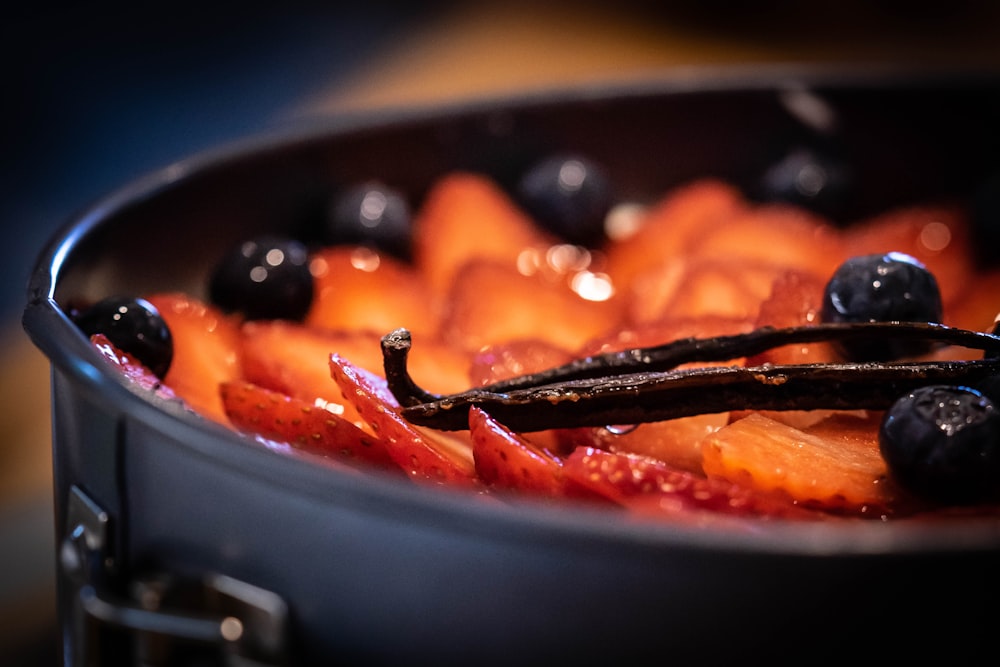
[
  {"x1": 747, "y1": 270, "x2": 838, "y2": 366},
  {"x1": 624, "y1": 256, "x2": 787, "y2": 324},
  {"x1": 469, "y1": 407, "x2": 567, "y2": 498},
  {"x1": 240, "y1": 322, "x2": 474, "y2": 434},
  {"x1": 145, "y1": 292, "x2": 242, "y2": 426},
  {"x1": 604, "y1": 178, "x2": 747, "y2": 290},
  {"x1": 329, "y1": 353, "x2": 479, "y2": 488},
  {"x1": 467, "y1": 339, "x2": 575, "y2": 386},
  {"x1": 411, "y1": 172, "x2": 559, "y2": 296},
  {"x1": 442, "y1": 259, "x2": 624, "y2": 352},
  {"x1": 686, "y1": 203, "x2": 845, "y2": 279},
  {"x1": 91, "y1": 333, "x2": 178, "y2": 400},
  {"x1": 562, "y1": 447, "x2": 811, "y2": 520},
  {"x1": 305, "y1": 245, "x2": 442, "y2": 339},
  {"x1": 220, "y1": 380, "x2": 398, "y2": 470}
]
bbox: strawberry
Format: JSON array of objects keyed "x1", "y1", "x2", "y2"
[
  {"x1": 411, "y1": 172, "x2": 559, "y2": 297},
  {"x1": 469, "y1": 407, "x2": 568, "y2": 498},
  {"x1": 604, "y1": 178, "x2": 747, "y2": 290},
  {"x1": 701, "y1": 412, "x2": 897, "y2": 514},
  {"x1": 328, "y1": 353, "x2": 479, "y2": 488},
  {"x1": 624, "y1": 256, "x2": 787, "y2": 324},
  {"x1": 91, "y1": 333, "x2": 179, "y2": 401},
  {"x1": 220, "y1": 380, "x2": 398, "y2": 470},
  {"x1": 687, "y1": 203, "x2": 845, "y2": 278},
  {"x1": 305, "y1": 245, "x2": 442, "y2": 339},
  {"x1": 562, "y1": 447, "x2": 813, "y2": 521},
  {"x1": 145, "y1": 292, "x2": 242, "y2": 426},
  {"x1": 243, "y1": 320, "x2": 471, "y2": 397},
  {"x1": 441, "y1": 259, "x2": 625, "y2": 352}
]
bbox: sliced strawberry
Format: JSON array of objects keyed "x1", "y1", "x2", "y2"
[
  {"x1": 411, "y1": 172, "x2": 559, "y2": 296},
  {"x1": 747, "y1": 269, "x2": 838, "y2": 366},
  {"x1": 469, "y1": 407, "x2": 568, "y2": 498},
  {"x1": 687, "y1": 203, "x2": 845, "y2": 279},
  {"x1": 145, "y1": 292, "x2": 242, "y2": 426},
  {"x1": 624, "y1": 256, "x2": 787, "y2": 324},
  {"x1": 241, "y1": 321, "x2": 472, "y2": 412},
  {"x1": 305, "y1": 245, "x2": 442, "y2": 339},
  {"x1": 604, "y1": 178, "x2": 747, "y2": 290},
  {"x1": 701, "y1": 412, "x2": 897, "y2": 514},
  {"x1": 220, "y1": 380, "x2": 398, "y2": 470},
  {"x1": 467, "y1": 339, "x2": 575, "y2": 386},
  {"x1": 562, "y1": 447, "x2": 813, "y2": 520},
  {"x1": 329, "y1": 353, "x2": 479, "y2": 488},
  {"x1": 90, "y1": 333, "x2": 178, "y2": 400},
  {"x1": 441, "y1": 259, "x2": 625, "y2": 352}
]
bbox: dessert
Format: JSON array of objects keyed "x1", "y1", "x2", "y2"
[{"x1": 70, "y1": 155, "x2": 1000, "y2": 524}]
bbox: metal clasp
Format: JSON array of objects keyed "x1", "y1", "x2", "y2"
[{"x1": 61, "y1": 485, "x2": 289, "y2": 666}]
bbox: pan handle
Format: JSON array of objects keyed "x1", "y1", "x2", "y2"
[{"x1": 60, "y1": 485, "x2": 290, "y2": 666}]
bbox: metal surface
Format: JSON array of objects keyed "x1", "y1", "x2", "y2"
[{"x1": 23, "y1": 69, "x2": 1000, "y2": 664}]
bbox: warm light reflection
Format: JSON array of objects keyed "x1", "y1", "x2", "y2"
[
  {"x1": 571, "y1": 271, "x2": 615, "y2": 302},
  {"x1": 605, "y1": 202, "x2": 647, "y2": 241},
  {"x1": 919, "y1": 221, "x2": 952, "y2": 253},
  {"x1": 349, "y1": 247, "x2": 382, "y2": 272}
]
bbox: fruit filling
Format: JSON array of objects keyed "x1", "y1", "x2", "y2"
[{"x1": 69, "y1": 159, "x2": 1000, "y2": 524}]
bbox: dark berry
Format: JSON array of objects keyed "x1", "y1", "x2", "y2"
[
  {"x1": 516, "y1": 154, "x2": 613, "y2": 247},
  {"x1": 821, "y1": 252, "x2": 943, "y2": 361},
  {"x1": 74, "y1": 296, "x2": 173, "y2": 378},
  {"x1": 209, "y1": 234, "x2": 313, "y2": 321},
  {"x1": 879, "y1": 385, "x2": 1000, "y2": 505},
  {"x1": 326, "y1": 181, "x2": 412, "y2": 260},
  {"x1": 752, "y1": 146, "x2": 853, "y2": 221}
]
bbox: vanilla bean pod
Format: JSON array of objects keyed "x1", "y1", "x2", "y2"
[
  {"x1": 397, "y1": 357, "x2": 1000, "y2": 432},
  {"x1": 382, "y1": 322, "x2": 1000, "y2": 406}
]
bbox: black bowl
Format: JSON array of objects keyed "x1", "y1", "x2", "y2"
[{"x1": 24, "y1": 66, "x2": 1000, "y2": 665}]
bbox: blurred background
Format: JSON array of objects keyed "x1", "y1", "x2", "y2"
[{"x1": 3, "y1": 2, "x2": 1000, "y2": 664}]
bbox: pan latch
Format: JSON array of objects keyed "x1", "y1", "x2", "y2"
[{"x1": 60, "y1": 485, "x2": 290, "y2": 666}]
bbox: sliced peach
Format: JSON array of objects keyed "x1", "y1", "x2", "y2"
[
  {"x1": 305, "y1": 245, "x2": 441, "y2": 338},
  {"x1": 411, "y1": 172, "x2": 558, "y2": 296},
  {"x1": 702, "y1": 412, "x2": 895, "y2": 513}
]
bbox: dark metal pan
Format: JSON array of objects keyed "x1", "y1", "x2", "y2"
[{"x1": 24, "y1": 65, "x2": 1000, "y2": 665}]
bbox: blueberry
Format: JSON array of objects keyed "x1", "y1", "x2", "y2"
[
  {"x1": 209, "y1": 234, "x2": 313, "y2": 321},
  {"x1": 326, "y1": 181, "x2": 412, "y2": 260},
  {"x1": 516, "y1": 154, "x2": 613, "y2": 247},
  {"x1": 752, "y1": 145, "x2": 853, "y2": 220},
  {"x1": 879, "y1": 385, "x2": 1000, "y2": 505},
  {"x1": 74, "y1": 296, "x2": 173, "y2": 378},
  {"x1": 821, "y1": 252, "x2": 943, "y2": 361}
]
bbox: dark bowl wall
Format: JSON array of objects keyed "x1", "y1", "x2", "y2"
[{"x1": 24, "y1": 69, "x2": 1000, "y2": 665}]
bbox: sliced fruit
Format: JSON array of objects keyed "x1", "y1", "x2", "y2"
[
  {"x1": 329, "y1": 353, "x2": 479, "y2": 488},
  {"x1": 411, "y1": 172, "x2": 559, "y2": 296},
  {"x1": 747, "y1": 270, "x2": 837, "y2": 366},
  {"x1": 305, "y1": 245, "x2": 442, "y2": 338},
  {"x1": 145, "y1": 292, "x2": 243, "y2": 426},
  {"x1": 686, "y1": 203, "x2": 845, "y2": 278},
  {"x1": 467, "y1": 339, "x2": 575, "y2": 386},
  {"x1": 241, "y1": 321, "x2": 474, "y2": 433},
  {"x1": 469, "y1": 407, "x2": 567, "y2": 498},
  {"x1": 90, "y1": 333, "x2": 178, "y2": 400},
  {"x1": 604, "y1": 178, "x2": 747, "y2": 289},
  {"x1": 624, "y1": 256, "x2": 788, "y2": 323},
  {"x1": 220, "y1": 380, "x2": 398, "y2": 470},
  {"x1": 441, "y1": 259, "x2": 624, "y2": 352},
  {"x1": 562, "y1": 447, "x2": 812, "y2": 520},
  {"x1": 701, "y1": 412, "x2": 895, "y2": 513}
]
